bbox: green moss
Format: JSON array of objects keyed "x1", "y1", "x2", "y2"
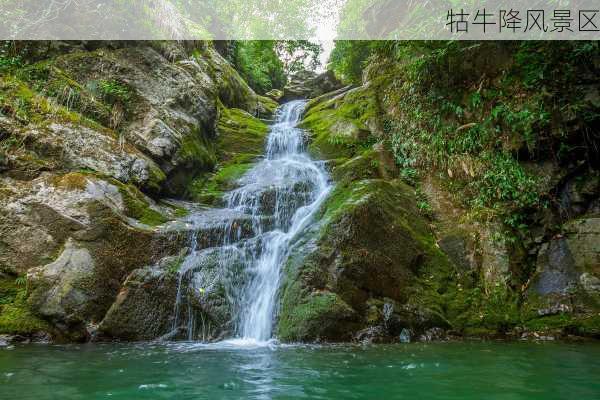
[
  {"x1": 118, "y1": 183, "x2": 168, "y2": 227},
  {"x1": 0, "y1": 74, "x2": 91, "y2": 127},
  {"x1": 0, "y1": 278, "x2": 50, "y2": 335},
  {"x1": 216, "y1": 106, "x2": 269, "y2": 158},
  {"x1": 300, "y1": 86, "x2": 378, "y2": 160},
  {"x1": 185, "y1": 105, "x2": 268, "y2": 205},
  {"x1": 256, "y1": 95, "x2": 278, "y2": 118},
  {"x1": 277, "y1": 285, "x2": 356, "y2": 342},
  {"x1": 187, "y1": 160, "x2": 253, "y2": 205},
  {"x1": 179, "y1": 130, "x2": 217, "y2": 168}
]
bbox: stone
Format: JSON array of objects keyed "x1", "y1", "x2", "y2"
[
  {"x1": 399, "y1": 328, "x2": 412, "y2": 343},
  {"x1": 531, "y1": 238, "x2": 579, "y2": 295},
  {"x1": 580, "y1": 272, "x2": 600, "y2": 294},
  {"x1": 98, "y1": 258, "x2": 180, "y2": 341},
  {"x1": 283, "y1": 70, "x2": 343, "y2": 101},
  {"x1": 276, "y1": 179, "x2": 454, "y2": 342},
  {"x1": 265, "y1": 89, "x2": 283, "y2": 101},
  {"x1": 0, "y1": 334, "x2": 10, "y2": 347},
  {"x1": 419, "y1": 327, "x2": 446, "y2": 342},
  {"x1": 564, "y1": 217, "x2": 600, "y2": 276}
]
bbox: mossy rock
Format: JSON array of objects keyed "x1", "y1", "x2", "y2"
[
  {"x1": 0, "y1": 277, "x2": 51, "y2": 336},
  {"x1": 186, "y1": 106, "x2": 268, "y2": 205},
  {"x1": 300, "y1": 86, "x2": 378, "y2": 160},
  {"x1": 276, "y1": 179, "x2": 456, "y2": 342},
  {"x1": 216, "y1": 106, "x2": 269, "y2": 158}
]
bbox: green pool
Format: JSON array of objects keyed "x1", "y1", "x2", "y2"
[{"x1": 1, "y1": 341, "x2": 599, "y2": 399}]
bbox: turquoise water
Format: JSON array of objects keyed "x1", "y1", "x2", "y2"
[{"x1": 1, "y1": 341, "x2": 600, "y2": 399}]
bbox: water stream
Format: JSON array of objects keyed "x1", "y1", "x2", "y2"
[{"x1": 172, "y1": 100, "x2": 331, "y2": 343}]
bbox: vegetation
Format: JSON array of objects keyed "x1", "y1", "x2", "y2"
[
  {"x1": 231, "y1": 40, "x2": 322, "y2": 94},
  {"x1": 0, "y1": 276, "x2": 50, "y2": 335},
  {"x1": 232, "y1": 41, "x2": 286, "y2": 94}
]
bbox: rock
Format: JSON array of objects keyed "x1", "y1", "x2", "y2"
[
  {"x1": 265, "y1": 89, "x2": 283, "y2": 101},
  {"x1": 531, "y1": 238, "x2": 578, "y2": 295},
  {"x1": 537, "y1": 303, "x2": 572, "y2": 317},
  {"x1": 30, "y1": 238, "x2": 96, "y2": 322},
  {"x1": 418, "y1": 327, "x2": 446, "y2": 342},
  {"x1": 98, "y1": 257, "x2": 181, "y2": 341},
  {"x1": 564, "y1": 217, "x2": 600, "y2": 277},
  {"x1": 580, "y1": 272, "x2": 600, "y2": 293},
  {"x1": 0, "y1": 334, "x2": 10, "y2": 347},
  {"x1": 399, "y1": 328, "x2": 412, "y2": 343},
  {"x1": 0, "y1": 172, "x2": 177, "y2": 276},
  {"x1": 0, "y1": 173, "x2": 180, "y2": 338},
  {"x1": 300, "y1": 85, "x2": 379, "y2": 160},
  {"x1": 282, "y1": 70, "x2": 343, "y2": 101},
  {"x1": 276, "y1": 179, "x2": 455, "y2": 342},
  {"x1": 354, "y1": 325, "x2": 387, "y2": 344}
]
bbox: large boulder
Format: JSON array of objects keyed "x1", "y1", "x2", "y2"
[
  {"x1": 0, "y1": 172, "x2": 182, "y2": 340},
  {"x1": 276, "y1": 179, "x2": 455, "y2": 342},
  {"x1": 97, "y1": 256, "x2": 182, "y2": 341}
]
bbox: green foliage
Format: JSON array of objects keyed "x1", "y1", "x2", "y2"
[
  {"x1": 471, "y1": 153, "x2": 540, "y2": 212},
  {"x1": 328, "y1": 41, "x2": 374, "y2": 84},
  {"x1": 0, "y1": 41, "x2": 21, "y2": 71},
  {"x1": 96, "y1": 79, "x2": 131, "y2": 104},
  {"x1": 233, "y1": 41, "x2": 286, "y2": 94},
  {"x1": 0, "y1": 277, "x2": 49, "y2": 335},
  {"x1": 275, "y1": 40, "x2": 322, "y2": 74}
]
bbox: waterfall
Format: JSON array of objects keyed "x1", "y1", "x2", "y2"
[{"x1": 172, "y1": 100, "x2": 331, "y2": 344}]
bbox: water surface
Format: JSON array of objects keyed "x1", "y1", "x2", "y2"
[{"x1": 2, "y1": 341, "x2": 599, "y2": 399}]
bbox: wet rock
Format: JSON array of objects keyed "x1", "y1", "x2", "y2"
[
  {"x1": 531, "y1": 238, "x2": 578, "y2": 295},
  {"x1": 418, "y1": 327, "x2": 446, "y2": 342},
  {"x1": 97, "y1": 256, "x2": 181, "y2": 341},
  {"x1": 354, "y1": 325, "x2": 386, "y2": 344},
  {"x1": 399, "y1": 328, "x2": 412, "y2": 343},
  {"x1": 277, "y1": 179, "x2": 454, "y2": 342}
]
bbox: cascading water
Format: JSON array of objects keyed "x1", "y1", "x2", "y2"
[{"x1": 172, "y1": 100, "x2": 331, "y2": 344}]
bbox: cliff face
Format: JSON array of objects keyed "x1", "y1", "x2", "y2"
[
  {"x1": 0, "y1": 41, "x2": 277, "y2": 341},
  {"x1": 279, "y1": 42, "x2": 600, "y2": 342}
]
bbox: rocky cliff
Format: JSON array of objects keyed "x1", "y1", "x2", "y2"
[
  {"x1": 280, "y1": 42, "x2": 600, "y2": 342},
  {"x1": 0, "y1": 41, "x2": 277, "y2": 342}
]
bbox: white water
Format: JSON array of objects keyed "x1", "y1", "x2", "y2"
[{"x1": 172, "y1": 100, "x2": 331, "y2": 345}]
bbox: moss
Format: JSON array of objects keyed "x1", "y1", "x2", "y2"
[
  {"x1": 216, "y1": 106, "x2": 269, "y2": 158},
  {"x1": 300, "y1": 86, "x2": 378, "y2": 160},
  {"x1": 0, "y1": 74, "x2": 90, "y2": 126},
  {"x1": 187, "y1": 160, "x2": 253, "y2": 205},
  {"x1": 165, "y1": 255, "x2": 184, "y2": 277},
  {"x1": 256, "y1": 95, "x2": 278, "y2": 118},
  {"x1": 277, "y1": 284, "x2": 357, "y2": 342},
  {"x1": 0, "y1": 277, "x2": 50, "y2": 335},
  {"x1": 179, "y1": 129, "x2": 217, "y2": 169},
  {"x1": 185, "y1": 105, "x2": 268, "y2": 205},
  {"x1": 118, "y1": 183, "x2": 168, "y2": 227},
  {"x1": 50, "y1": 172, "x2": 89, "y2": 191}
]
